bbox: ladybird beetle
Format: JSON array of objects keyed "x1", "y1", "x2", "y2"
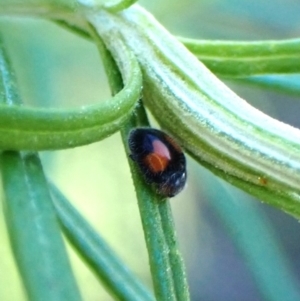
[{"x1": 128, "y1": 128, "x2": 186, "y2": 197}]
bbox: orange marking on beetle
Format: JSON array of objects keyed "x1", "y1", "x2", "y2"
[
  {"x1": 144, "y1": 139, "x2": 171, "y2": 173},
  {"x1": 144, "y1": 153, "x2": 169, "y2": 173}
]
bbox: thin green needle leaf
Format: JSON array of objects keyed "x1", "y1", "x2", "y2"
[
  {"x1": 202, "y1": 174, "x2": 300, "y2": 301},
  {"x1": 131, "y1": 104, "x2": 190, "y2": 301},
  {"x1": 103, "y1": 0, "x2": 138, "y2": 12},
  {"x1": 0, "y1": 0, "x2": 77, "y2": 20},
  {"x1": 0, "y1": 40, "x2": 82, "y2": 301},
  {"x1": 73, "y1": 0, "x2": 138, "y2": 14},
  {"x1": 90, "y1": 25, "x2": 187, "y2": 301},
  {"x1": 180, "y1": 38, "x2": 300, "y2": 77},
  {"x1": 0, "y1": 27, "x2": 142, "y2": 150},
  {"x1": 0, "y1": 152, "x2": 82, "y2": 301},
  {"x1": 236, "y1": 75, "x2": 300, "y2": 96},
  {"x1": 54, "y1": 19, "x2": 91, "y2": 40},
  {"x1": 188, "y1": 153, "x2": 300, "y2": 220},
  {"x1": 122, "y1": 117, "x2": 177, "y2": 301},
  {"x1": 0, "y1": 45, "x2": 22, "y2": 105},
  {"x1": 157, "y1": 203, "x2": 189, "y2": 301},
  {"x1": 54, "y1": 22, "x2": 300, "y2": 98},
  {"x1": 50, "y1": 184, "x2": 155, "y2": 301}
]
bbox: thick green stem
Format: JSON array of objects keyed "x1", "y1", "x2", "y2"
[{"x1": 88, "y1": 5, "x2": 300, "y2": 218}]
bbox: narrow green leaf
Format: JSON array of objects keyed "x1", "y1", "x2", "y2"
[
  {"x1": 0, "y1": 27, "x2": 142, "y2": 150},
  {"x1": 121, "y1": 116, "x2": 177, "y2": 301},
  {"x1": 157, "y1": 203, "x2": 189, "y2": 301},
  {"x1": 0, "y1": 0, "x2": 77, "y2": 19},
  {"x1": 180, "y1": 37, "x2": 300, "y2": 77},
  {"x1": 122, "y1": 118, "x2": 177, "y2": 301},
  {"x1": 0, "y1": 38, "x2": 82, "y2": 301},
  {"x1": 54, "y1": 19, "x2": 92, "y2": 40},
  {"x1": 93, "y1": 30, "x2": 177, "y2": 301},
  {"x1": 1, "y1": 152, "x2": 82, "y2": 301},
  {"x1": 236, "y1": 75, "x2": 300, "y2": 96},
  {"x1": 50, "y1": 184, "x2": 155, "y2": 301},
  {"x1": 202, "y1": 174, "x2": 300, "y2": 301},
  {"x1": 103, "y1": 0, "x2": 138, "y2": 12},
  {"x1": 91, "y1": 25, "x2": 189, "y2": 301},
  {"x1": 54, "y1": 22, "x2": 300, "y2": 99},
  {"x1": 0, "y1": 44, "x2": 22, "y2": 105}
]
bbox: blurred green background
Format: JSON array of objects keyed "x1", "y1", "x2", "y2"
[{"x1": 1, "y1": 0, "x2": 300, "y2": 300}]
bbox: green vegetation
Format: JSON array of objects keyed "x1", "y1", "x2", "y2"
[{"x1": 0, "y1": 1, "x2": 300, "y2": 300}]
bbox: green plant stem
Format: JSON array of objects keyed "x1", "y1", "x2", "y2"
[
  {"x1": 180, "y1": 37, "x2": 300, "y2": 77},
  {"x1": 50, "y1": 184, "x2": 155, "y2": 301},
  {"x1": 91, "y1": 24, "x2": 190, "y2": 301},
  {"x1": 87, "y1": 5, "x2": 300, "y2": 218}
]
